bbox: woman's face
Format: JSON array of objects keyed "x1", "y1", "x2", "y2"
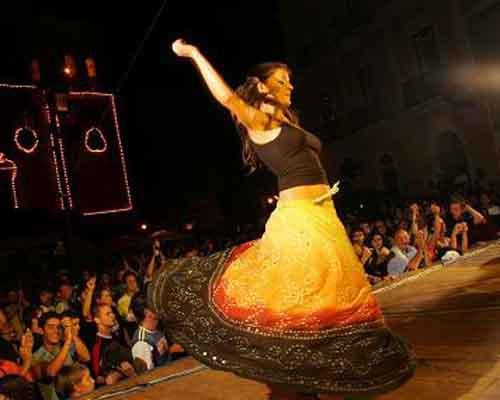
[
  {"x1": 371, "y1": 235, "x2": 384, "y2": 250},
  {"x1": 263, "y1": 68, "x2": 293, "y2": 107}
]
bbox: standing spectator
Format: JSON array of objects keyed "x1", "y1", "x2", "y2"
[
  {"x1": 37, "y1": 290, "x2": 54, "y2": 315},
  {"x1": 350, "y1": 229, "x2": 373, "y2": 268},
  {"x1": 374, "y1": 219, "x2": 392, "y2": 247},
  {"x1": 55, "y1": 364, "x2": 95, "y2": 400},
  {"x1": 0, "y1": 375, "x2": 42, "y2": 400},
  {"x1": 54, "y1": 284, "x2": 73, "y2": 315},
  {"x1": 0, "y1": 323, "x2": 35, "y2": 382},
  {"x1": 387, "y1": 229, "x2": 428, "y2": 277},
  {"x1": 450, "y1": 222, "x2": 469, "y2": 254},
  {"x1": 447, "y1": 197, "x2": 486, "y2": 245},
  {"x1": 364, "y1": 233, "x2": 391, "y2": 280},
  {"x1": 4, "y1": 289, "x2": 29, "y2": 340},
  {"x1": 32, "y1": 312, "x2": 90, "y2": 400},
  {"x1": 117, "y1": 272, "x2": 139, "y2": 339},
  {"x1": 81, "y1": 279, "x2": 128, "y2": 347},
  {"x1": 359, "y1": 222, "x2": 372, "y2": 244},
  {"x1": 90, "y1": 304, "x2": 136, "y2": 386}
]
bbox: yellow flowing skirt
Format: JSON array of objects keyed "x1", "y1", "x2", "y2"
[{"x1": 213, "y1": 198, "x2": 382, "y2": 330}]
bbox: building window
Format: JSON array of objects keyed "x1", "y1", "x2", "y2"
[{"x1": 412, "y1": 26, "x2": 440, "y2": 73}]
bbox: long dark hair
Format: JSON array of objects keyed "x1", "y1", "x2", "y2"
[{"x1": 234, "y1": 62, "x2": 299, "y2": 174}]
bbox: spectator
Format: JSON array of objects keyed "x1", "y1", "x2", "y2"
[
  {"x1": 4, "y1": 290, "x2": 29, "y2": 340},
  {"x1": 350, "y1": 228, "x2": 373, "y2": 268},
  {"x1": 450, "y1": 222, "x2": 469, "y2": 254},
  {"x1": 117, "y1": 272, "x2": 139, "y2": 323},
  {"x1": 448, "y1": 196, "x2": 486, "y2": 228},
  {"x1": 364, "y1": 233, "x2": 391, "y2": 281},
  {"x1": 37, "y1": 291, "x2": 54, "y2": 315},
  {"x1": 0, "y1": 323, "x2": 35, "y2": 382},
  {"x1": 81, "y1": 279, "x2": 128, "y2": 347},
  {"x1": 55, "y1": 364, "x2": 94, "y2": 400},
  {"x1": 130, "y1": 294, "x2": 170, "y2": 371},
  {"x1": 90, "y1": 304, "x2": 136, "y2": 386},
  {"x1": 32, "y1": 312, "x2": 90, "y2": 400},
  {"x1": 359, "y1": 222, "x2": 372, "y2": 244},
  {"x1": 0, "y1": 375, "x2": 42, "y2": 400},
  {"x1": 54, "y1": 285, "x2": 73, "y2": 315},
  {"x1": 387, "y1": 229, "x2": 428, "y2": 277}
]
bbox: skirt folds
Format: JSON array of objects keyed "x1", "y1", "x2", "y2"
[{"x1": 148, "y1": 199, "x2": 416, "y2": 396}]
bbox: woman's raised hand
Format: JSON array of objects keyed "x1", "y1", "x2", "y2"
[{"x1": 172, "y1": 39, "x2": 197, "y2": 58}]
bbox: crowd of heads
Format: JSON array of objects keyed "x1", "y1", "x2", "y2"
[{"x1": 0, "y1": 186, "x2": 498, "y2": 399}]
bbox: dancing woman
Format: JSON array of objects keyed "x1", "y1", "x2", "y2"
[{"x1": 148, "y1": 39, "x2": 416, "y2": 400}]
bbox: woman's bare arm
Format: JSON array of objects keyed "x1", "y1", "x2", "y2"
[{"x1": 172, "y1": 39, "x2": 270, "y2": 130}]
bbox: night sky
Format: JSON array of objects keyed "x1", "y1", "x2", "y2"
[{"x1": 2, "y1": 1, "x2": 287, "y2": 230}]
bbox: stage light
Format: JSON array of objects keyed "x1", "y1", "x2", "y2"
[
  {"x1": 140, "y1": 223, "x2": 149, "y2": 231},
  {"x1": 185, "y1": 223, "x2": 194, "y2": 231},
  {"x1": 63, "y1": 67, "x2": 72, "y2": 76}
]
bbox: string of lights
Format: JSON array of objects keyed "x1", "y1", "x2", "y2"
[{"x1": 14, "y1": 126, "x2": 39, "y2": 154}]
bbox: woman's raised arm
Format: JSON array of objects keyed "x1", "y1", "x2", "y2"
[{"x1": 172, "y1": 39, "x2": 270, "y2": 130}]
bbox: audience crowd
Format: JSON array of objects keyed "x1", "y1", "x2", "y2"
[{"x1": 0, "y1": 188, "x2": 498, "y2": 399}]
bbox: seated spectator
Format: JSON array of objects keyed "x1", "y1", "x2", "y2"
[
  {"x1": 130, "y1": 294, "x2": 170, "y2": 371},
  {"x1": 54, "y1": 285, "x2": 74, "y2": 315},
  {"x1": 32, "y1": 312, "x2": 90, "y2": 400},
  {"x1": 387, "y1": 229, "x2": 428, "y2": 277},
  {"x1": 0, "y1": 375, "x2": 42, "y2": 400},
  {"x1": 364, "y1": 233, "x2": 391, "y2": 281},
  {"x1": 90, "y1": 304, "x2": 136, "y2": 386},
  {"x1": 55, "y1": 364, "x2": 94, "y2": 400}
]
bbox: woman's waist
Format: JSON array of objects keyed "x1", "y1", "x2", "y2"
[{"x1": 279, "y1": 184, "x2": 331, "y2": 201}]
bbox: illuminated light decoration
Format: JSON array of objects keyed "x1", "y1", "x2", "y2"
[
  {"x1": 45, "y1": 107, "x2": 66, "y2": 210},
  {"x1": 55, "y1": 114, "x2": 74, "y2": 210},
  {"x1": 140, "y1": 223, "x2": 149, "y2": 231},
  {"x1": 0, "y1": 153, "x2": 19, "y2": 208},
  {"x1": 0, "y1": 83, "x2": 36, "y2": 90},
  {"x1": 63, "y1": 67, "x2": 72, "y2": 76},
  {"x1": 84, "y1": 127, "x2": 108, "y2": 153},
  {"x1": 70, "y1": 91, "x2": 133, "y2": 216},
  {"x1": 14, "y1": 126, "x2": 39, "y2": 154},
  {"x1": 267, "y1": 197, "x2": 275, "y2": 205},
  {"x1": 185, "y1": 223, "x2": 194, "y2": 231}
]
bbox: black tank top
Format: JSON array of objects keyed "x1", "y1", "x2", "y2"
[{"x1": 250, "y1": 124, "x2": 328, "y2": 191}]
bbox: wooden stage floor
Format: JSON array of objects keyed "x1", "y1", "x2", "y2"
[{"x1": 89, "y1": 241, "x2": 500, "y2": 400}]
